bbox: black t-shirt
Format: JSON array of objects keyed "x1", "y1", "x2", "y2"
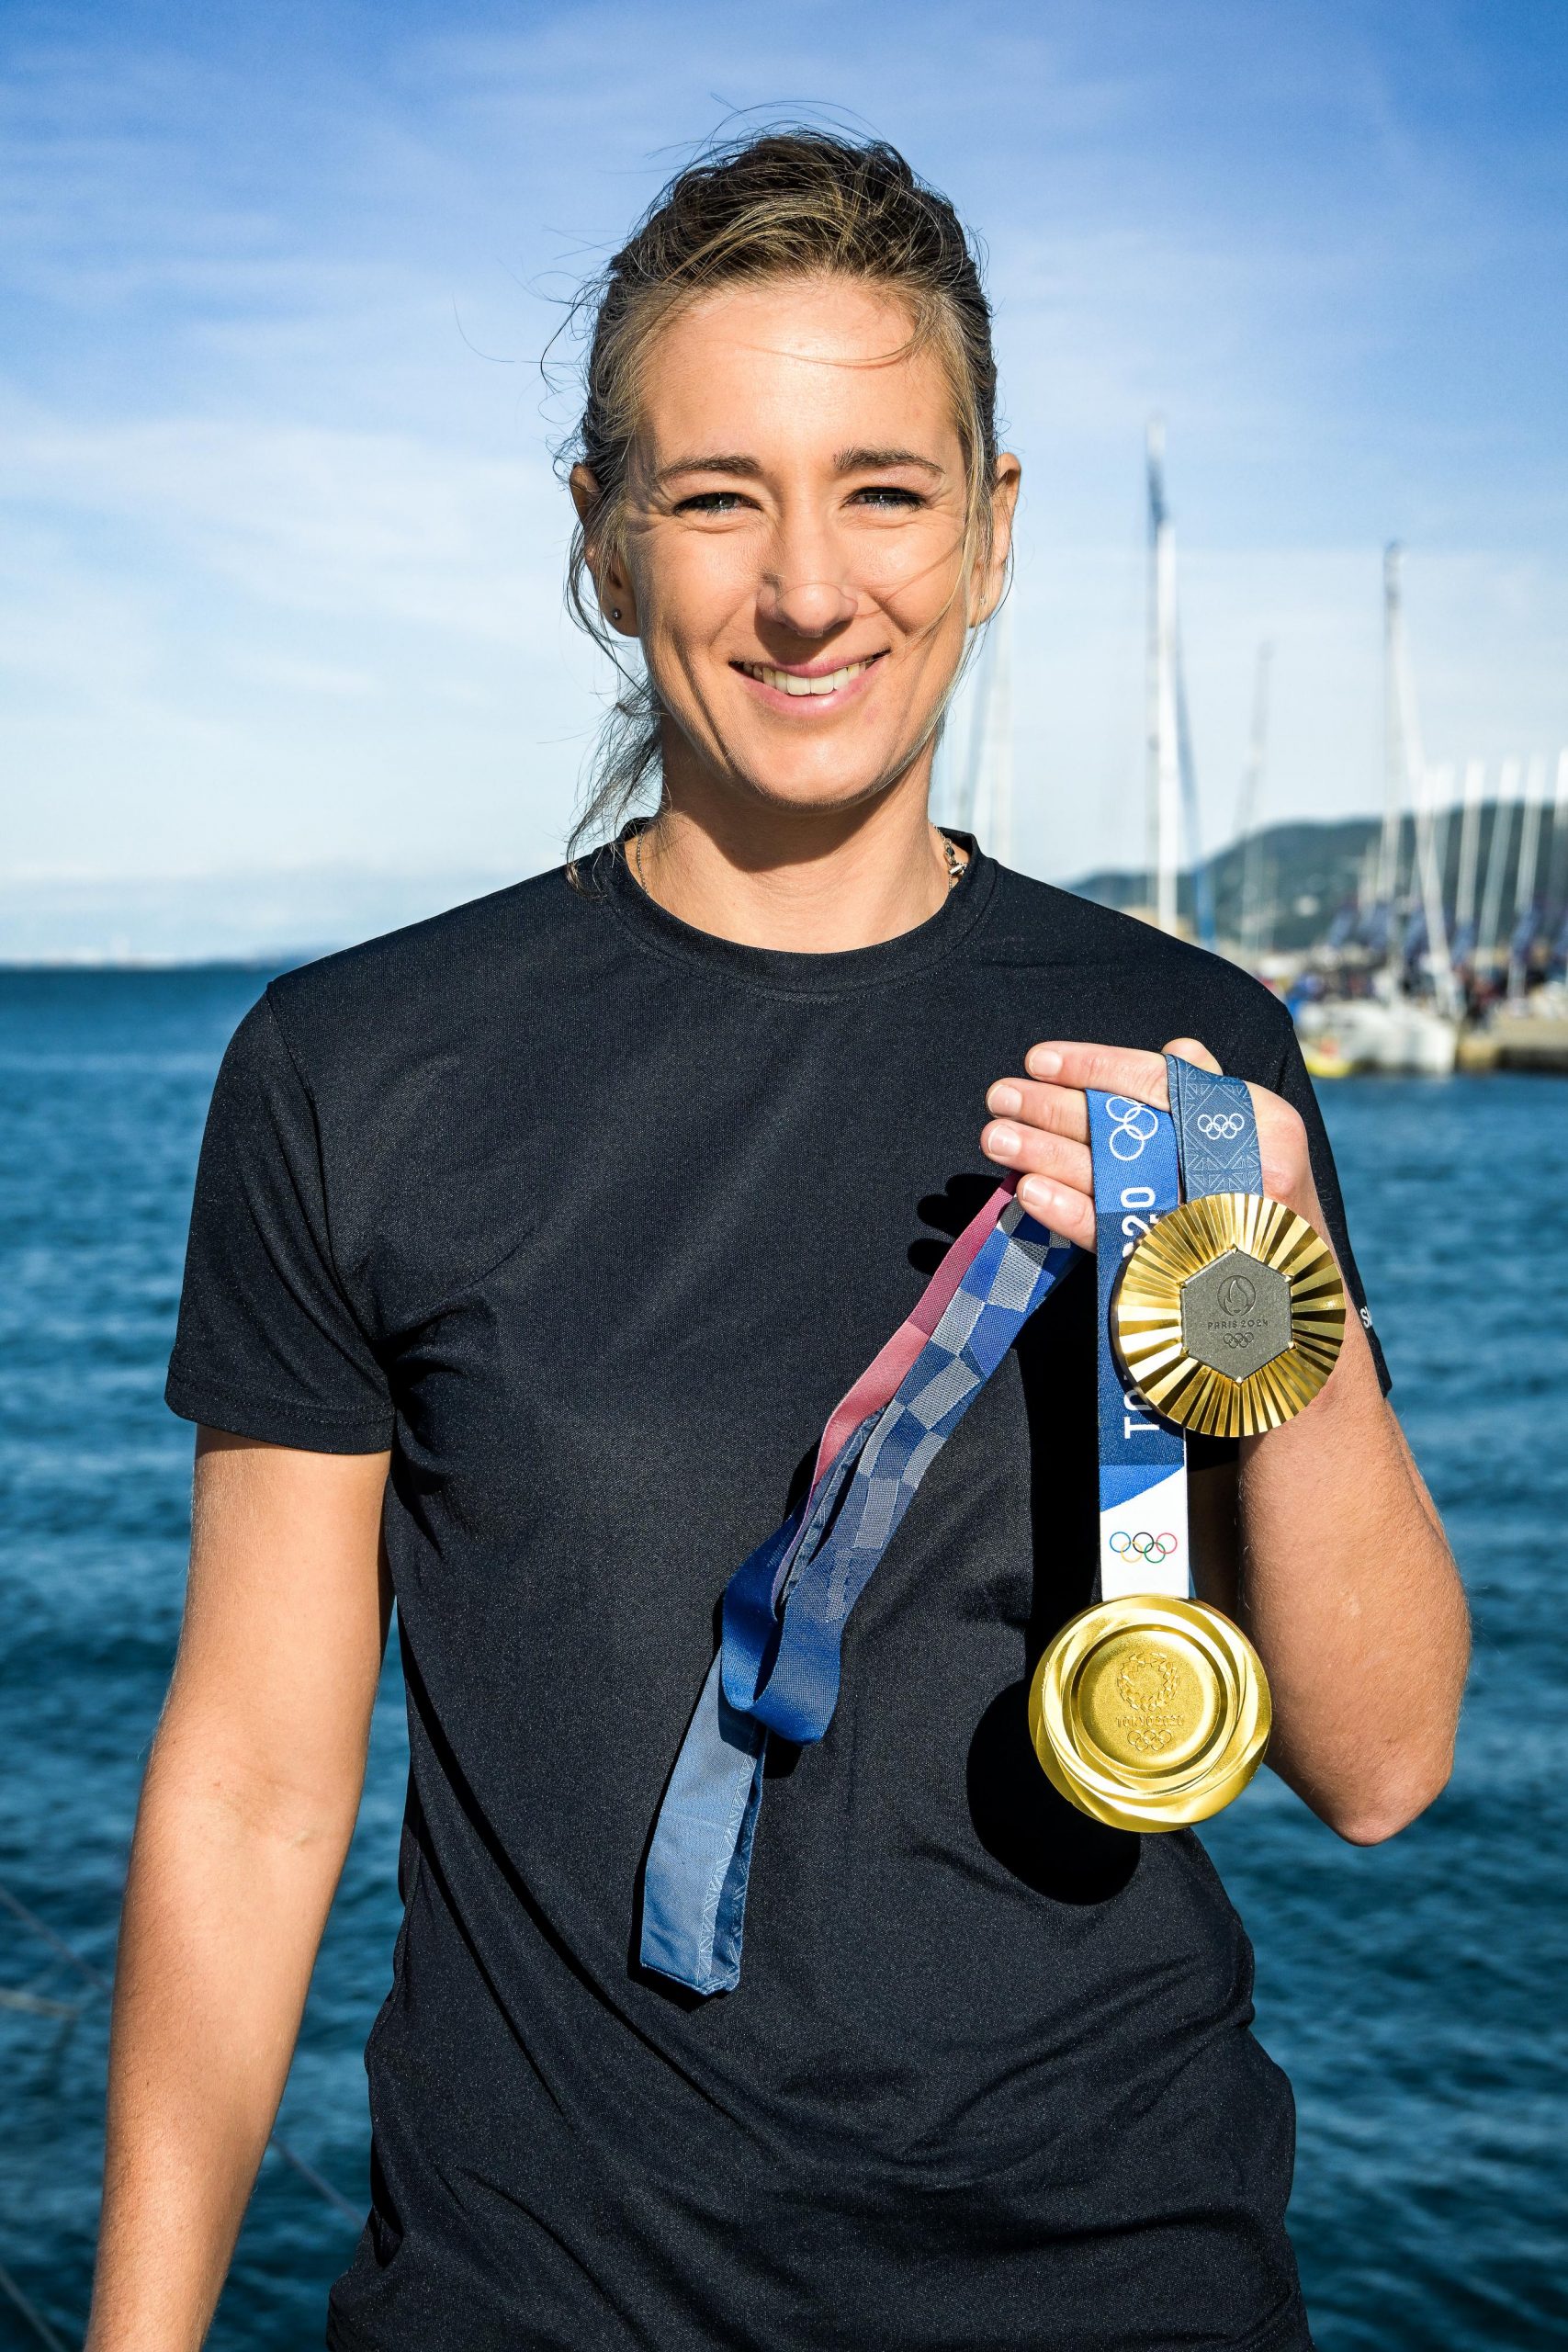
[{"x1": 167, "y1": 840, "x2": 1384, "y2": 2352}]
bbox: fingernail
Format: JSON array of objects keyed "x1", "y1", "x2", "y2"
[
  {"x1": 987, "y1": 1082, "x2": 1022, "y2": 1115},
  {"x1": 1027, "y1": 1046, "x2": 1062, "y2": 1077},
  {"x1": 987, "y1": 1125, "x2": 1021, "y2": 1159},
  {"x1": 1018, "y1": 1177, "x2": 1053, "y2": 1211}
]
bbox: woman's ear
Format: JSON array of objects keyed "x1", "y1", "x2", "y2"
[
  {"x1": 570, "y1": 463, "x2": 638, "y2": 635},
  {"x1": 970, "y1": 452, "x2": 1021, "y2": 628}
]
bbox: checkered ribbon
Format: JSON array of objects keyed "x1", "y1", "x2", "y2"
[{"x1": 640, "y1": 1186, "x2": 1076, "y2": 1995}]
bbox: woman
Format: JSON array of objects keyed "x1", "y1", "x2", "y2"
[{"x1": 90, "y1": 130, "x2": 1468, "y2": 2352}]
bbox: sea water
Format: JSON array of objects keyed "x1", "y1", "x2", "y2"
[{"x1": 2, "y1": 965, "x2": 1564, "y2": 2351}]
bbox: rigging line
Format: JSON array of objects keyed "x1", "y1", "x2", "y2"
[
  {"x1": 0, "y1": 2255, "x2": 75, "y2": 2352},
  {"x1": 0, "y1": 1879, "x2": 361, "y2": 2227},
  {"x1": 0, "y1": 1882, "x2": 109, "y2": 1993},
  {"x1": 264, "y1": 2138, "x2": 362, "y2": 2224}
]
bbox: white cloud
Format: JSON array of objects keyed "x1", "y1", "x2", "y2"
[{"x1": 1, "y1": 412, "x2": 553, "y2": 637}]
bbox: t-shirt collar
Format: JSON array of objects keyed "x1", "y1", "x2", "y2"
[{"x1": 592, "y1": 822, "x2": 998, "y2": 1000}]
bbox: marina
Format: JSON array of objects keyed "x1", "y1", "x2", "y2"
[{"x1": 943, "y1": 432, "x2": 1568, "y2": 1078}]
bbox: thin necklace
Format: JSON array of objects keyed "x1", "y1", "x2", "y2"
[
  {"x1": 630, "y1": 820, "x2": 655, "y2": 900},
  {"x1": 631, "y1": 821, "x2": 967, "y2": 907}
]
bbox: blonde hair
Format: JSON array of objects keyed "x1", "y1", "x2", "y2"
[{"x1": 557, "y1": 126, "x2": 1006, "y2": 863}]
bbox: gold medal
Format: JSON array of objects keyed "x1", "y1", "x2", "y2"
[
  {"x1": 1028, "y1": 1595, "x2": 1270, "y2": 1830},
  {"x1": 1113, "y1": 1192, "x2": 1346, "y2": 1439}
]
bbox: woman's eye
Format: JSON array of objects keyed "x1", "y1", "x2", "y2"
[{"x1": 671, "y1": 485, "x2": 923, "y2": 515}]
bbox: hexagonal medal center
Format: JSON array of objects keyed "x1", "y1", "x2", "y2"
[{"x1": 1179, "y1": 1247, "x2": 1292, "y2": 1381}]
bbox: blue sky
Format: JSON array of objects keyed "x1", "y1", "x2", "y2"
[{"x1": 5, "y1": 0, "x2": 1566, "y2": 951}]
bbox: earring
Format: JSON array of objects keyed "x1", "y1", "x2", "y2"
[{"x1": 612, "y1": 606, "x2": 623, "y2": 622}]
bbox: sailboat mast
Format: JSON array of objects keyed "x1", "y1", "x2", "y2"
[
  {"x1": 1454, "y1": 757, "x2": 1484, "y2": 942},
  {"x1": 1377, "y1": 541, "x2": 1454, "y2": 1004},
  {"x1": 1544, "y1": 747, "x2": 1568, "y2": 947},
  {"x1": 1414, "y1": 760, "x2": 1456, "y2": 1012},
  {"x1": 1507, "y1": 754, "x2": 1547, "y2": 998},
  {"x1": 1377, "y1": 545, "x2": 1406, "y2": 921},
  {"x1": 1428, "y1": 768, "x2": 1454, "y2": 941},
  {"x1": 1478, "y1": 755, "x2": 1522, "y2": 970},
  {"x1": 1145, "y1": 422, "x2": 1180, "y2": 935}
]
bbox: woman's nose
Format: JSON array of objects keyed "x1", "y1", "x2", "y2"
[{"x1": 756, "y1": 571, "x2": 859, "y2": 639}]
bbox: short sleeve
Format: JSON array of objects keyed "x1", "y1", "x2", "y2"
[
  {"x1": 1266, "y1": 1013, "x2": 1393, "y2": 1397},
  {"x1": 164, "y1": 990, "x2": 396, "y2": 1452}
]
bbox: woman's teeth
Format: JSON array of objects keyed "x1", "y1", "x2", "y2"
[{"x1": 740, "y1": 658, "x2": 874, "y2": 697}]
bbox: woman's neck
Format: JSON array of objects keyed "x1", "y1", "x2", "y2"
[{"x1": 627, "y1": 769, "x2": 961, "y2": 953}]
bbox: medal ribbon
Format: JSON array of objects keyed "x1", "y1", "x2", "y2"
[
  {"x1": 640, "y1": 1184, "x2": 1076, "y2": 1994},
  {"x1": 1089, "y1": 1090, "x2": 1188, "y2": 1601},
  {"x1": 1090, "y1": 1059, "x2": 1263, "y2": 1604},
  {"x1": 1165, "y1": 1055, "x2": 1264, "y2": 1197},
  {"x1": 639, "y1": 1057, "x2": 1262, "y2": 1996}
]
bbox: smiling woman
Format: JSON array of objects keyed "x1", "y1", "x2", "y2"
[
  {"x1": 574, "y1": 267, "x2": 998, "y2": 893},
  {"x1": 556, "y1": 130, "x2": 1013, "y2": 940},
  {"x1": 92, "y1": 126, "x2": 1467, "y2": 2352}
]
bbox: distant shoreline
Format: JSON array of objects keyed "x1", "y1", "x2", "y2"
[{"x1": 0, "y1": 955, "x2": 329, "y2": 974}]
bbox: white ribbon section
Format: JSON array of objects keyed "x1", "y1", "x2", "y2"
[{"x1": 1099, "y1": 1466, "x2": 1190, "y2": 1602}]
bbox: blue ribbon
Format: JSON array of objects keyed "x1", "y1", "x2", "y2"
[
  {"x1": 1089, "y1": 1089, "x2": 1184, "y2": 1522},
  {"x1": 641, "y1": 1201, "x2": 1075, "y2": 1994}
]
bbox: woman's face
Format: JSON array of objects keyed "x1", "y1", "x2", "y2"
[{"x1": 578, "y1": 276, "x2": 1018, "y2": 820}]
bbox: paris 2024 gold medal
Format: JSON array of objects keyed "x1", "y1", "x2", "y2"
[
  {"x1": 1029, "y1": 1088, "x2": 1348, "y2": 1832},
  {"x1": 1113, "y1": 1191, "x2": 1346, "y2": 1441}
]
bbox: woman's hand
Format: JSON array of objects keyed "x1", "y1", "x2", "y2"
[{"x1": 980, "y1": 1035, "x2": 1323, "y2": 1248}]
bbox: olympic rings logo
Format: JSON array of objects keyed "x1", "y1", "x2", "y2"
[
  {"x1": 1109, "y1": 1530, "x2": 1180, "y2": 1561},
  {"x1": 1106, "y1": 1096, "x2": 1160, "y2": 1160},
  {"x1": 1196, "y1": 1110, "x2": 1245, "y2": 1140}
]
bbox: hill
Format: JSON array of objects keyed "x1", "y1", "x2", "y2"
[{"x1": 1072, "y1": 805, "x2": 1561, "y2": 950}]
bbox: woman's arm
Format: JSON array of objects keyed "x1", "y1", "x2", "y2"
[
  {"x1": 981, "y1": 1036, "x2": 1470, "y2": 1847},
  {"x1": 86, "y1": 1430, "x2": 392, "y2": 2352},
  {"x1": 1233, "y1": 1302, "x2": 1467, "y2": 1841}
]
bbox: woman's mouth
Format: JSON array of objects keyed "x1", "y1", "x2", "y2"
[{"x1": 733, "y1": 651, "x2": 886, "y2": 711}]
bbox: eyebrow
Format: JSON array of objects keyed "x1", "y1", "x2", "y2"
[
  {"x1": 653, "y1": 446, "x2": 944, "y2": 488},
  {"x1": 833, "y1": 447, "x2": 943, "y2": 477}
]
